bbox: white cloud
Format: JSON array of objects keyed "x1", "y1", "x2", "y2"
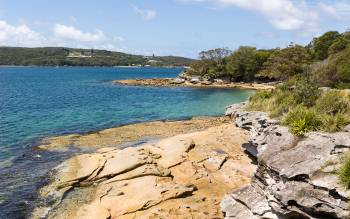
[
  {"x1": 318, "y1": 1, "x2": 350, "y2": 20},
  {"x1": 0, "y1": 20, "x2": 126, "y2": 52},
  {"x1": 177, "y1": 0, "x2": 319, "y2": 32},
  {"x1": 216, "y1": 0, "x2": 318, "y2": 31},
  {"x1": 132, "y1": 5, "x2": 157, "y2": 21},
  {"x1": 54, "y1": 24, "x2": 106, "y2": 42},
  {"x1": 0, "y1": 20, "x2": 47, "y2": 47}
]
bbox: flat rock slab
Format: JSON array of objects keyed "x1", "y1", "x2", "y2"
[{"x1": 32, "y1": 123, "x2": 256, "y2": 219}]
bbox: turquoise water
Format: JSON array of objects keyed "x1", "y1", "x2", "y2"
[{"x1": 0, "y1": 67, "x2": 254, "y2": 217}]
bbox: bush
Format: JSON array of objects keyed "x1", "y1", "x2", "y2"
[
  {"x1": 255, "y1": 90, "x2": 273, "y2": 99},
  {"x1": 315, "y1": 91, "x2": 350, "y2": 115},
  {"x1": 313, "y1": 46, "x2": 350, "y2": 88},
  {"x1": 269, "y1": 90, "x2": 297, "y2": 117},
  {"x1": 321, "y1": 113, "x2": 350, "y2": 132},
  {"x1": 283, "y1": 106, "x2": 323, "y2": 136},
  {"x1": 293, "y1": 78, "x2": 320, "y2": 107},
  {"x1": 338, "y1": 153, "x2": 350, "y2": 189},
  {"x1": 258, "y1": 45, "x2": 311, "y2": 80},
  {"x1": 247, "y1": 90, "x2": 273, "y2": 112}
]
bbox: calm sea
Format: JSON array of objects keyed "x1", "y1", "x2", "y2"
[{"x1": 0, "y1": 67, "x2": 254, "y2": 218}]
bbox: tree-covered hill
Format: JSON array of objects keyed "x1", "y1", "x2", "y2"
[
  {"x1": 186, "y1": 30, "x2": 350, "y2": 89},
  {"x1": 0, "y1": 47, "x2": 194, "y2": 67}
]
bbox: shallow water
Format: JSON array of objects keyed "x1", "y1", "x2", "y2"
[{"x1": 0, "y1": 66, "x2": 254, "y2": 218}]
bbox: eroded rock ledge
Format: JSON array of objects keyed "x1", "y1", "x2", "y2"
[
  {"x1": 222, "y1": 103, "x2": 350, "y2": 219},
  {"x1": 32, "y1": 123, "x2": 256, "y2": 219},
  {"x1": 112, "y1": 78, "x2": 275, "y2": 91}
]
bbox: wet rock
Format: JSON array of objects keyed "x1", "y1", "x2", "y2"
[{"x1": 222, "y1": 103, "x2": 350, "y2": 219}]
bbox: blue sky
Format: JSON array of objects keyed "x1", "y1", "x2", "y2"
[{"x1": 0, "y1": 0, "x2": 349, "y2": 58}]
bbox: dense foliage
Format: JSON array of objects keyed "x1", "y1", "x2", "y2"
[
  {"x1": 0, "y1": 47, "x2": 193, "y2": 67},
  {"x1": 338, "y1": 153, "x2": 350, "y2": 189},
  {"x1": 187, "y1": 30, "x2": 350, "y2": 88},
  {"x1": 258, "y1": 45, "x2": 311, "y2": 80},
  {"x1": 247, "y1": 77, "x2": 350, "y2": 136},
  {"x1": 313, "y1": 45, "x2": 350, "y2": 88}
]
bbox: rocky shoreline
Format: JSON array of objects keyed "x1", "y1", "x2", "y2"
[
  {"x1": 32, "y1": 118, "x2": 256, "y2": 218},
  {"x1": 30, "y1": 102, "x2": 350, "y2": 218},
  {"x1": 222, "y1": 103, "x2": 350, "y2": 218},
  {"x1": 37, "y1": 117, "x2": 229, "y2": 152},
  {"x1": 112, "y1": 78, "x2": 275, "y2": 91}
]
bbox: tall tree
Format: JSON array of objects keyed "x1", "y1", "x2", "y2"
[
  {"x1": 258, "y1": 45, "x2": 310, "y2": 80},
  {"x1": 226, "y1": 46, "x2": 258, "y2": 81},
  {"x1": 309, "y1": 31, "x2": 341, "y2": 60}
]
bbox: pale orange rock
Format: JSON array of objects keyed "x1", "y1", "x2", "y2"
[
  {"x1": 38, "y1": 117, "x2": 228, "y2": 151},
  {"x1": 113, "y1": 78, "x2": 275, "y2": 91},
  {"x1": 32, "y1": 121, "x2": 256, "y2": 219}
]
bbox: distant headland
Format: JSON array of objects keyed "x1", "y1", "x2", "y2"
[{"x1": 0, "y1": 47, "x2": 194, "y2": 67}]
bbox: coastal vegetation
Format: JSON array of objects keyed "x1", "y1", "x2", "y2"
[
  {"x1": 339, "y1": 153, "x2": 350, "y2": 189},
  {"x1": 247, "y1": 77, "x2": 350, "y2": 136},
  {"x1": 0, "y1": 47, "x2": 193, "y2": 67},
  {"x1": 186, "y1": 30, "x2": 350, "y2": 89},
  {"x1": 245, "y1": 76, "x2": 350, "y2": 193}
]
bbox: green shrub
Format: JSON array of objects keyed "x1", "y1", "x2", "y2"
[
  {"x1": 255, "y1": 90, "x2": 273, "y2": 99},
  {"x1": 277, "y1": 75, "x2": 300, "y2": 91},
  {"x1": 283, "y1": 106, "x2": 323, "y2": 136},
  {"x1": 313, "y1": 46, "x2": 350, "y2": 88},
  {"x1": 338, "y1": 153, "x2": 350, "y2": 189},
  {"x1": 293, "y1": 78, "x2": 320, "y2": 107},
  {"x1": 247, "y1": 90, "x2": 273, "y2": 112},
  {"x1": 315, "y1": 91, "x2": 350, "y2": 115},
  {"x1": 269, "y1": 90, "x2": 297, "y2": 117},
  {"x1": 321, "y1": 113, "x2": 350, "y2": 132}
]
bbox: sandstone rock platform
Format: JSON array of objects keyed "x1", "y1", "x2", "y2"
[{"x1": 32, "y1": 122, "x2": 256, "y2": 219}]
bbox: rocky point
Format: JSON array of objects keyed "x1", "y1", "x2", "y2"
[{"x1": 222, "y1": 103, "x2": 350, "y2": 219}]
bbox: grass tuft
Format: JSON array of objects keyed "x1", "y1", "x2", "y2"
[
  {"x1": 338, "y1": 153, "x2": 350, "y2": 189},
  {"x1": 283, "y1": 106, "x2": 322, "y2": 136}
]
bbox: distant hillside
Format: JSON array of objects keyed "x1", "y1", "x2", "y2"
[{"x1": 0, "y1": 47, "x2": 194, "y2": 67}]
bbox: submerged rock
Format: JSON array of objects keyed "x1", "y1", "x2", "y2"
[{"x1": 223, "y1": 103, "x2": 350, "y2": 219}]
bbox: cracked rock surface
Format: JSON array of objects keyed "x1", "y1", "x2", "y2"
[
  {"x1": 32, "y1": 123, "x2": 256, "y2": 219},
  {"x1": 222, "y1": 103, "x2": 350, "y2": 219}
]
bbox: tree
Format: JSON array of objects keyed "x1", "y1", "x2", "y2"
[
  {"x1": 258, "y1": 45, "x2": 310, "y2": 80},
  {"x1": 199, "y1": 48, "x2": 232, "y2": 62},
  {"x1": 309, "y1": 31, "x2": 341, "y2": 60},
  {"x1": 187, "y1": 59, "x2": 216, "y2": 77},
  {"x1": 187, "y1": 48, "x2": 231, "y2": 78},
  {"x1": 225, "y1": 46, "x2": 259, "y2": 81},
  {"x1": 313, "y1": 45, "x2": 350, "y2": 88},
  {"x1": 328, "y1": 35, "x2": 349, "y2": 55}
]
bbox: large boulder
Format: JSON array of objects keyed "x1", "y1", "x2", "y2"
[
  {"x1": 222, "y1": 103, "x2": 350, "y2": 219},
  {"x1": 190, "y1": 77, "x2": 201, "y2": 84}
]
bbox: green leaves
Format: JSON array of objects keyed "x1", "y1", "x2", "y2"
[
  {"x1": 258, "y1": 45, "x2": 311, "y2": 80},
  {"x1": 283, "y1": 106, "x2": 322, "y2": 137},
  {"x1": 338, "y1": 154, "x2": 350, "y2": 189},
  {"x1": 309, "y1": 31, "x2": 341, "y2": 60},
  {"x1": 225, "y1": 46, "x2": 261, "y2": 81}
]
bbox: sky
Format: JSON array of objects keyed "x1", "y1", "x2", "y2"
[{"x1": 0, "y1": 0, "x2": 349, "y2": 58}]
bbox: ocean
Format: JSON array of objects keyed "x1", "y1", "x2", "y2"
[{"x1": 0, "y1": 66, "x2": 254, "y2": 218}]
